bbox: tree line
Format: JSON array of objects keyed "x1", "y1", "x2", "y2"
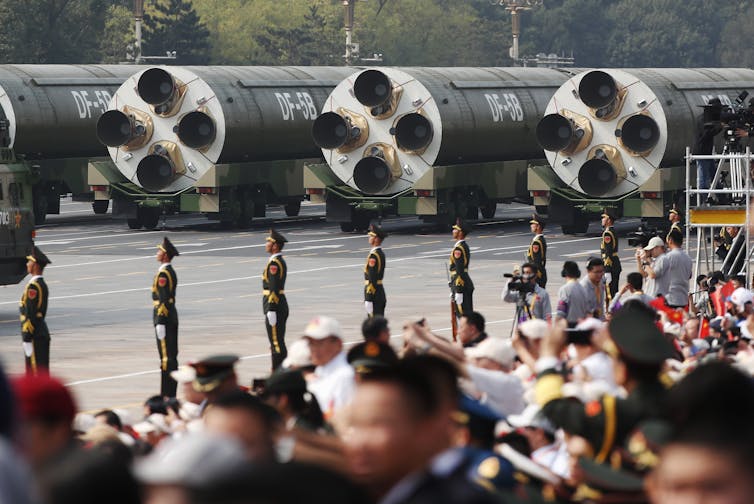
[{"x1": 0, "y1": 0, "x2": 752, "y2": 68}]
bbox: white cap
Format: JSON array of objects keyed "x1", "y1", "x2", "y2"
[
  {"x1": 73, "y1": 413, "x2": 96, "y2": 434},
  {"x1": 465, "y1": 337, "x2": 516, "y2": 368},
  {"x1": 517, "y1": 319, "x2": 549, "y2": 340},
  {"x1": 643, "y1": 236, "x2": 665, "y2": 250},
  {"x1": 574, "y1": 318, "x2": 605, "y2": 333},
  {"x1": 662, "y1": 321, "x2": 682, "y2": 337},
  {"x1": 507, "y1": 404, "x2": 556, "y2": 434},
  {"x1": 303, "y1": 316, "x2": 343, "y2": 340},
  {"x1": 281, "y1": 338, "x2": 312, "y2": 368},
  {"x1": 170, "y1": 365, "x2": 197, "y2": 384},
  {"x1": 133, "y1": 413, "x2": 171, "y2": 435},
  {"x1": 729, "y1": 287, "x2": 754, "y2": 310}
]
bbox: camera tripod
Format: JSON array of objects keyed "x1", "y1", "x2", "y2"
[
  {"x1": 510, "y1": 292, "x2": 534, "y2": 338},
  {"x1": 706, "y1": 139, "x2": 748, "y2": 205}
]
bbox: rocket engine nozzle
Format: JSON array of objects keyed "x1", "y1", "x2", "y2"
[
  {"x1": 577, "y1": 145, "x2": 626, "y2": 196},
  {"x1": 578, "y1": 71, "x2": 626, "y2": 121},
  {"x1": 177, "y1": 110, "x2": 216, "y2": 150},
  {"x1": 137, "y1": 68, "x2": 185, "y2": 117},
  {"x1": 96, "y1": 108, "x2": 153, "y2": 149},
  {"x1": 394, "y1": 113, "x2": 433, "y2": 153},
  {"x1": 136, "y1": 142, "x2": 185, "y2": 192},
  {"x1": 312, "y1": 110, "x2": 368, "y2": 151},
  {"x1": 353, "y1": 143, "x2": 401, "y2": 194},
  {"x1": 353, "y1": 69, "x2": 402, "y2": 119},
  {"x1": 617, "y1": 114, "x2": 660, "y2": 155}
]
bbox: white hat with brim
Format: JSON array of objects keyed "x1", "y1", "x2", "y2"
[
  {"x1": 465, "y1": 337, "x2": 517, "y2": 368},
  {"x1": 303, "y1": 316, "x2": 343, "y2": 340},
  {"x1": 643, "y1": 236, "x2": 665, "y2": 250}
]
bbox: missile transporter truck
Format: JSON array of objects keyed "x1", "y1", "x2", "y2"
[
  {"x1": 94, "y1": 66, "x2": 355, "y2": 229},
  {"x1": 532, "y1": 68, "x2": 754, "y2": 233}
]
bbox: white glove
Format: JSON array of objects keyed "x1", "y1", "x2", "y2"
[
  {"x1": 605, "y1": 273, "x2": 612, "y2": 284},
  {"x1": 155, "y1": 324, "x2": 166, "y2": 340},
  {"x1": 454, "y1": 293, "x2": 464, "y2": 305},
  {"x1": 365, "y1": 301, "x2": 374, "y2": 315},
  {"x1": 22, "y1": 342, "x2": 33, "y2": 357},
  {"x1": 267, "y1": 311, "x2": 277, "y2": 326}
]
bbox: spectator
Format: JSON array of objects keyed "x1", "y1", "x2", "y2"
[
  {"x1": 644, "y1": 231, "x2": 692, "y2": 308},
  {"x1": 303, "y1": 316, "x2": 355, "y2": 419},
  {"x1": 502, "y1": 263, "x2": 552, "y2": 322},
  {"x1": 262, "y1": 369, "x2": 327, "y2": 432},
  {"x1": 555, "y1": 261, "x2": 591, "y2": 324},
  {"x1": 637, "y1": 236, "x2": 665, "y2": 298},
  {"x1": 507, "y1": 404, "x2": 568, "y2": 479},
  {"x1": 190, "y1": 355, "x2": 241, "y2": 406},
  {"x1": 458, "y1": 311, "x2": 488, "y2": 347},
  {"x1": 609, "y1": 272, "x2": 653, "y2": 314},
  {"x1": 580, "y1": 258, "x2": 607, "y2": 320},
  {"x1": 361, "y1": 315, "x2": 391, "y2": 344}
]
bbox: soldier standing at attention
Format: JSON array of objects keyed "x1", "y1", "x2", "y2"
[
  {"x1": 364, "y1": 224, "x2": 387, "y2": 318},
  {"x1": 20, "y1": 246, "x2": 51, "y2": 375},
  {"x1": 667, "y1": 207, "x2": 683, "y2": 242},
  {"x1": 526, "y1": 214, "x2": 548, "y2": 288},
  {"x1": 449, "y1": 219, "x2": 474, "y2": 319},
  {"x1": 600, "y1": 209, "x2": 621, "y2": 299},
  {"x1": 153, "y1": 237, "x2": 179, "y2": 398},
  {"x1": 263, "y1": 229, "x2": 288, "y2": 370}
]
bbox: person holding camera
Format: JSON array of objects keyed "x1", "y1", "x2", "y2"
[
  {"x1": 502, "y1": 263, "x2": 551, "y2": 322},
  {"x1": 714, "y1": 226, "x2": 739, "y2": 261},
  {"x1": 600, "y1": 210, "x2": 621, "y2": 299},
  {"x1": 643, "y1": 230, "x2": 692, "y2": 309},
  {"x1": 526, "y1": 214, "x2": 548, "y2": 288},
  {"x1": 608, "y1": 272, "x2": 653, "y2": 315},
  {"x1": 555, "y1": 261, "x2": 591, "y2": 324},
  {"x1": 636, "y1": 236, "x2": 665, "y2": 298},
  {"x1": 580, "y1": 257, "x2": 607, "y2": 320},
  {"x1": 694, "y1": 98, "x2": 723, "y2": 198}
]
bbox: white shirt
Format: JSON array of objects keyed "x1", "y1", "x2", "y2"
[
  {"x1": 574, "y1": 351, "x2": 617, "y2": 392},
  {"x1": 465, "y1": 366, "x2": 526, "y2": 416},
  {"x1": 307, "y1": 351, "x2": 355, "y2": 418},
  {"x1": 532, "y1": 442, "x2": 570, "y2": 479}
]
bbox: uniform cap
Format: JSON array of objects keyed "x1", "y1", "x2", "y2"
[
  {"x1": 347, "y1": 341, "x2": 398, "y2": 373},
  {"x1": 264, "y1": 369, "x2": 307, "y2": 396},
  {"x1": 607, "y1": 311, "x2": 675, "y2": 365},
  {"x1": 367, "y1": 224, "x2": 388, "y2": 240},
  {"x1": 133, "y1": 413, "x2": 172, "y2": 435},
  {"x1": 465, "y1": 337, "x2": 516, "y2": 368},
  {"x1": 643, "y1": 236, "x2": 665, "y2": 250},
  {"x1": 26, "y1": 246, "x2": 51, "y2": 268},
  {"x1": 455, "y1": 394, "x2": 506, "y2": 425},
  {"x1": 452, "y1": 218, "x2": 472, "y2": 235},
  {"x1": 601, "y1": 208, "x2": 617, "y2": 221},
  {"x1": 13, "y1": 374, "x2": 76, "y2": 422},
  {"x1": 266, "y1": 228, "x2": 288, "y2": 244},
  {"x1": 507, "y1": 404, "x2": 555, "y2": 435},
  {"x1": 302, "y1": 316, "x2": 342, "y2": 340},
  {"x1": 529, "y1": 214, "x2": 546, "y2": 227},
  {"x1": 190, "y1": 355, "x2": 239, "y2": 393},
  {"x1": 158, "y1": 236, "x2": 179, "y2": 258},
  {"x1": 517, "y1": 319, "x2": 549, "y2": 340},
  {"x1": 669, "y1": 207, "x2": 679, "y2": 216}
]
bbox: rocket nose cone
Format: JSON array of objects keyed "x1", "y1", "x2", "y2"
[
  {"x1": 97, "y1": 110, "x2": 132, "y2": 147},
  {"x1": 619, "y1": 114, "x2": 660, "y2": 153},
  {"x1": 354, "y1": 69, "x2": 392, "y2": 108},
  {"x1": 578, "y1": 159, "x2": 617, "y2": 196},
  {"x1": 354, "y1": 157, "x2": 392, "y2": 194},
  {"x1": 312, "y1": 112, "x2": 349, "y2": 149},
  {"x1": 536, "y1": 114, "x2": 574, "y2": 152},
  {"x1": 177, "y1": 111, "x2": 216, "y2": 149},
  {"x1": 138, "y1": 68, "x2": 176, "y2": 106},
  {"x1": 395, "y1": 113, "x2": 433, "y2": 152},
  {"x1": 579, "y1": 71, "x2": 617, "y2": 109},
  {"x1": 137, "y1": 154, "x2": 176, "y2": 192}
]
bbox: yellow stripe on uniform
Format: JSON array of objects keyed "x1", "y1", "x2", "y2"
[
  {"x1": 595, "y1": 395, "x2": 617, "y2": 463},
  {"x1": 160, "y1": 338, "x2": 168, "y2": 371},
  {"x1": 271, "y1": 325, "x2": 281, "y2": 353}
]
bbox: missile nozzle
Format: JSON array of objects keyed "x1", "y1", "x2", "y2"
[
  {"x1": 353, "y1": 156, "x2": 393, "y2": 194},
  {"x1": 137, "y1": 154, "x2": 177, "y2": 192},
  {"x1": 312, "y1": 112, "x2": 351, "y2": 149},
  {"x1": 137, "y1": 68, "x2": 176, "y2": 106},
  {"x1": 97, "y1": 110, "x2": 133, "y2": 147},
  {"x1": 395, "y1": 113, "x2": 434, "y2": 153},
  {"x1": 579, "y1": 71, "x2": 618, "y2": 109},
  {"x1": 177, "y1": 111, "x2": 216, "y2": 150},
  {"x1": 536, "y1": 114, "x2": 575, "y2": 152},
  {"x1": 618, "y1": 114, "x2": 660, "y2": 154},
  {"x1": 354, "y1": 69, "x2": 393, "y2": 108},
  {"x1": 578, "y1": 158, "x2": 618, "y2": 196}
]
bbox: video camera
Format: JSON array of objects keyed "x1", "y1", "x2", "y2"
[
  {"x1": 627, "y1": 225, "x2": 661, "y2": 248},
  {"x1": 707, "y1": 91, "x2": 754, "y2": 148},
  {"x1": 503, "y1": 273, "x2": 535, "y2": 294}
]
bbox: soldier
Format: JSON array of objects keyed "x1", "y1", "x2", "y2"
[
  {"x1": 153, "y1": 237, "x2": 179, "y2": 398},
  {"x1": 263, "y1": 229, "x2": 288, "y2": 370},
  {"x1": 449, "y1": 219, "x2": 474, "y2": 319},
  {"x1": 526, "y1": 214, "x2": 548, "y2": 288},
  {"x1": 668, "y1": 206, "x2": 683, "y2": 240},
  {"x1": 364, "y1": 224, "x2": 387, "y2": 318},
  {"x1": 600, "y1": 209, "x2": 621, "y2": 299},
  {"x1": 20, "y1": 246, "x2": 51, "y2": 375}
]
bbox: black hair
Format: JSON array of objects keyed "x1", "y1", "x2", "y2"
[
  {"x1": 164, "y1": 397, "x2": 181, "y2": 417},
  {"x1": 521, "y1": 262, "x2": 538, "y2": 275},
  {"x1": 461, "y1": 311, "x2": 485, "y2": 334},
  {"x1": 143, "y1": 395, "x2": 167, "y2": 415},
  {"x1": 667, "y1": 229, "x2": 683, "y2": 245},
  {"x1": 94, "y1": 409, "x2": 122, "y2": 431},
  {"x1": 626, "y1": 272, "x2": 644, "y2": 291},
  {"x1": 213, "y1": 391, "x2": 281, "y2": 431},
  {"x1": 586, "y1": 257, "x2": 604, "y2": 270},
  {"x1": 561, "y1": 260, "x2": 580, "y2": 278},
  {"x1": 361, "y1": 316, "x2": 389, "y2": 340},
  {"x1": 496, "y1": 431, "x2": 532, "y2": 457}
]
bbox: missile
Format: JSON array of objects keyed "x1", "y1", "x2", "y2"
[
  {"x1": 313, "y1": 67, "x2": 572, "y2": 195},
  {"x1": 96, "y1": 108, "x2": 153, "y2": 149},
  {"x1": 537, "y1": 68, "x2": 754, "y2": 198},
  {"x1": 101, "y1": 66, "x2": 356, "y2": 192}
]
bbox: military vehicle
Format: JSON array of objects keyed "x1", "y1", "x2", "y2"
[{"x1": 533, "y1": 68, "x2": 754, "y2": 233}]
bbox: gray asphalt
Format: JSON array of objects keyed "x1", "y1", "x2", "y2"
[{"x1": 0, "y1": 198, "x2": 651, "y2": 413}]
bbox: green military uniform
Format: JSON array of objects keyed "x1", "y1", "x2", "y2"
[
  {"x1": 449, "y1": 221, "x2": 474, "y2": 318},
  {"x1": 600, "y1": 211, "x2": 621, "y2": 299},
  {"x1": 667, "y1": 208, "x2": 683, "y2": 243},
  {"x1": 263, "y1": 229, "x2": 288, "y2": 370},
  {"x1": 526, "y1": 214, "x2": 547, "y2": 288},
  {"x1": 20, "y1": 247, "x2": 51, "y2": 376},
  {"x1": 153, "y1": 237, "x2": 179, "y2": 398},
  {"x1": 364, "y1": 224, "x2": 387, "y2": 317},
  {"x1": 535, "y1": 310, "x2": 673, "y2": 465}
]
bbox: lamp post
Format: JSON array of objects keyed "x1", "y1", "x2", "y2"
[
  {"x1": 134, "y1": 0, "x2": 144, "y2": 63},
  {"x1": 492, "y1": 0, "x2": 543, "y2": 65}
]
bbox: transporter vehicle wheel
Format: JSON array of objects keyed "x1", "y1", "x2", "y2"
[
  {"x1": 284, "y1": 200, "x2": 301, "y2": 217},
  {"x1": 480, "y1": 202, "x2": 497, "y2": 219},
  {"x1": 92, "y1": 200, "x2": 109, "y2": 214},
  {"x1": 127, "y1": 218, "x2": 141, "y2": 230},
  {"x1": 33, "y1": 197, "x2": 47, "y2": 225},
  {"x1": 466, "y1": 205, "x2": 479, "y2": 220},
  {"x1": 340, "y1": 222, "x2": 355, "y2": 232},
  {"x1": 138, "y1": 207, "x2": 160, "y2": 230},
  {"x1": 235, "y1": 191, "x2": 254, "y2": 229}
]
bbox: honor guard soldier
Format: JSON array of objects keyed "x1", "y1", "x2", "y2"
[
  {"x1": 449, "y1": 219, "x2": 474, "y2": 319},
  {"x1": 20, "y1": 246, "x2": 51, "y2": 375},
  {"x1": 153, "y1": 237, "x2": 179, "y2": 398},
  {"x1": 364, "y1": 224, "x2": 387, "y2": 318},
  {"x1": 600, "y1": 209, "x2": 621, "y2": 299},
  {"x1": 263, "y1": 229, "x2": 288, "y2": 370},
  {"x1": 527, "y1": 214, "x2": 548, "y2": 288},
  {"x1": 667, "y1": 206, "x2": 683, "y2": 243}
]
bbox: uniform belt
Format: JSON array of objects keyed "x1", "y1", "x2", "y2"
[
  {"x1": 263, "y1": 290, "x2": 285, "y2": 295},
  {"x1": 364, "y1": 280, "x2": 383, "y2": 285},
  {"x1": 153, "y1": 299, "x2": 175, "y2": 305}
]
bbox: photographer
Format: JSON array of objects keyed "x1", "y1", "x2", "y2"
[
  {"x1": 502, "y1": 263, "x2": 551, "y2": 322},
  {"x1": 694, "y1": 98, "x2": 723, "y2": 199},
  {"x1": 689, "y1": 274, "x2": 714, "y2": 318},
  {"x1": 714, "y1": 226, "x2": 739, "y2": 261},
  {"x1": 636, "y1": 236, "x2": 665, "y2": 298},
  {"x1": 608, "y1": 272, "x2": 653, "y2": 315},
  {"x1": 644, "y1": 230, "x2": 692, "y2": 309}
]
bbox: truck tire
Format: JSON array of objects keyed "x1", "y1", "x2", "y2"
[
  {"x1": 92, "y1": 200, "x2": 109, "y2": 214},
  {"x1": 340, "y1": 222, "x2": 355, "y2": 232},
  {"x1": 127, "y1": 218, "x2": 141, "y2": 230},
  {"x1": 480, "y1": 202, "x2": 497, "y2": 219},
  {"x1": 139, "y1": 207, "x2": 160, "y2": 230},
  {"x1": 33, "y1": 196, "x2": 47, "y2": 225},
  {"x1": 284, "y1": 200, "x2": 301, "y2": 217}
]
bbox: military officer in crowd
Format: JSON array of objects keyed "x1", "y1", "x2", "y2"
[
  {"x1": 668, "y1": 206, "x2": 683, "y2": 240},
  {"x1": 263, "y1": 229, "x2": 288, "y2": 370},
  {"x1": 526, "y1": 214, "x2": 548, "y2": 288},
  {"x1": 600, "y1": 209, "x2": 621, "y2": 299},
  {"x1": 20, "y1": 246, "x2": 51, "y2": 375},
  {"x1": 449, "y1": 219, "x2": 474, "y2": 319},
  {"x1": 153, "y1": 237, "x2": 180, "y2": 398},
  {"x1": 364, "y1": 224, "x2": 387, "y2": 318}
]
